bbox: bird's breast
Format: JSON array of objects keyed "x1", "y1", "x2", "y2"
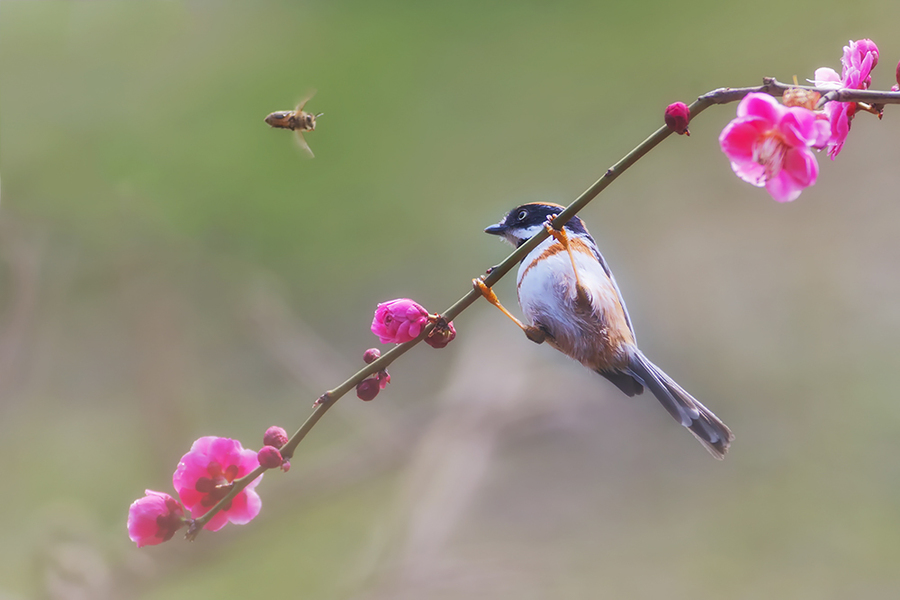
[{"x1": 516, "y1": 237, "x2": 634, "y2": 370}]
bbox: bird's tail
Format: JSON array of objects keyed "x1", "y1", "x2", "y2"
[{"x1": 627, "y1": 351, "x2": 734, "y2": 459}]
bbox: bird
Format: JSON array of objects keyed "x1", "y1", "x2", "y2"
[{"x1": 476, "y1": 202, "x2": 734, "y2": 459}]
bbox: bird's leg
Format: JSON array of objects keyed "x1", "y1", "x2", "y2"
[
  {"x1": 473, "y1": 278, "x2": 546, "y2": 344},
  {"x1": 544, "y1": 216, "x2": 590, "y2": 304}
]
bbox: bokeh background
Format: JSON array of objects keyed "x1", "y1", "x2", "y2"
[{"x1": 3, "y1": 1, "x2": 900, "y2": 598}]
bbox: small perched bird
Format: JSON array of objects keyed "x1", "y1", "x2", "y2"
[{"x1": 477, "y1": 202, "x2": 733, "y2": 459}]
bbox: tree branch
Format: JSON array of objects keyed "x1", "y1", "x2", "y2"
[{"x1": 184, "y1": 77, "x2": 900, "y2": 539}]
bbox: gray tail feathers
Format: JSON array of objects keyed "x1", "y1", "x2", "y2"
[{"x1": 626, "y1": 351, "x2": 734, "y2": 459}]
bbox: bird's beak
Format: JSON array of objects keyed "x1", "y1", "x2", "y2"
[{"x1": 484, "y1": 222, "x2": 506, "y2": 235}]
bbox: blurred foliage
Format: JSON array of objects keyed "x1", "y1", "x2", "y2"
[{"x1": 2, "y1": 1, "x2": 900, "y2": 598}]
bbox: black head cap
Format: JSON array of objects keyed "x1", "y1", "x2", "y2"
[{"x1": 484, "y1": 202, "x2": 587, "y2": 247}]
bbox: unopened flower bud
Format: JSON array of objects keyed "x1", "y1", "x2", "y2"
[
  {"x1": 263, "y1": 426, "x2": 289, "y2": 449},
  {"x1": 356, "y1": 378, "x2": 380, "y2": 401},
  {"x1": 895, "y1": 60, "x2": 900, "y2": 89},
  {"x1": 371, "y1": 299, "x2": 429, "y2": 344},
  {"x1": 363, "y1": 348, "x2": 381, "y2": 364},
  {"x1": 257, "y1": 445, "x2": 284, "y2": 469},
  {"x1": 854, "y1": 39, "x2": 878, "y2": 68},
  {"x1": 376, "y1": 369, "x2": 391, "y2": 389},
  {"x1": 127, "y1": 490, "x2": 186, "y2": 547},
  {"x1": 664, "y1": 102, "x2": 691, "y2": 135},
  {"x1": 425, "y1": 320, "x2": 456, "y2": 349},
  {"x1": 280, "y1": 460, "x2": 291, "y2": 473}
]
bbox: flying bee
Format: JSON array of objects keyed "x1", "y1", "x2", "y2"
[{"x1": 264, "y1": 90, "x2": 323, "y2": 158}]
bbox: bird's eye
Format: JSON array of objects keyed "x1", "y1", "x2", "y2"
[{"x1": 516, "y1": 209, "x2": 528, "y2": 221}]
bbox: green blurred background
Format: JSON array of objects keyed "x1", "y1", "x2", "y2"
[{"x1": 3, "y1": 1, "x2": 900, "y2": 598}]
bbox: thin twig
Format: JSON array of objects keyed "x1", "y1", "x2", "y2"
[{"x1": 185, "y1": 77, "x2": 900, "y2": 539}]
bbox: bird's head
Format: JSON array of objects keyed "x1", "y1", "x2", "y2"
[{"x1": 484, "y1": 202, "x2": 587, "y2": 247}]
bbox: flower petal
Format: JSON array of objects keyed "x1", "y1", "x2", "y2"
[
  {"x1": 812, "y1": 67, "x2": 842, "y2": 88},
  {"x1": 719, "y1": 116, "x2": 768, "y2": 160},
  {"x1": 765, "y1": 148, "x2": 818, "y2": 202},
  {"x1": 730, "y1": 159, "x2": 766, "y2": 187},
  {"x1": 736, "y1": 93, "x2": 783, "y2": 123}
]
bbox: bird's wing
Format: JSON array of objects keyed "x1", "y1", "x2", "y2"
[{"x1": 590, "y1": 246, "x2": 636, "y2": 342}]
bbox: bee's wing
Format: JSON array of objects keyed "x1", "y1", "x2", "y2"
[
  {"x1": 294, "y1": 130, "x2": 315, "y2": 158},
  {"x1": 295, "y1": 89, "x2": 317, "y2": 112}
]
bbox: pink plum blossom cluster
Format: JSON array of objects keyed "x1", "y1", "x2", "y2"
[
  {"x1": 360, "y1": 299, "x2": 456, "y2": 401},
  {"x1": 718, "y1": 39, "x2": 891, "y2": 202},
  {"x1": 811, "y1": 38, "x2": 879, "y2": 159},
  {"x1": 129, "y1": 299, "x2": 455, "y2": 546},
  {"x1": 128, "y1": 430, "x2": 290, "y2": 547}
]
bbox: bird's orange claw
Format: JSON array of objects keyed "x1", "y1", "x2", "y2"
[
  {"x1": 544, "y1": 214, "x2": 569, "y2": 246},
  {"x1": 473, "y1": 277, "x2": 498, "y2": 302},
  {"x1": 473, "y1": 278, "x2": 546, "y2": 344},
  {"x1": 474, "y1": 277, "x2": 522, "y2": 324},
  {"x1": 544, "y1": 216, "x2": 587, "y2": 299}
]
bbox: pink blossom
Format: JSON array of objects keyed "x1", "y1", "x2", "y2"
[
  {"x1": 371, "y1": 299, "x2": 429, "y2": 344},
  {"x1": 127, "y1": 490, "x2": 185, "y2": 547},
  {"x1": 813, "y1": 39, "x2": 879, "y2": 159},
  {"x1": 719, "y1": 93, "x2": 829, "y2": 202},
  {"x1": 173, "y1": 436, "x2": 262, "y2": 532},
  {"x1": 842, "y1": 38, "x2": 878, "y2": 88}
]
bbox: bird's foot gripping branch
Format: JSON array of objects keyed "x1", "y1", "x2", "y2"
[{"x1": 128, "y1": 38, "x2": 900, "y2": 545}]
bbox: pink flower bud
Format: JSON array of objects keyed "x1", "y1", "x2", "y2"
[
  {"x1": 263, "y1": 426, "x2": 289, "y2": 449},
  {"x1": 664, "y1": 102, "x2": 691, "y2": 135},
  {"x1": 363, "y1": 348, "x2": 381, "y2": 364},
  {"x1": 371, "y1": 299, "x2": 429, "y2": 344},
  {"x1": 425, "y1": 320, "x2": 456, "y2": 349},
  {"x1": 851, "y1": 39, "x2": 878, "y2": 68},
  {"x1": 356, "y1": 378, "x2": 380, "y2": 401},
  {"x1": 127, "y1": 490, "x2": 186, "y2": 547},
  {"x1": 841, "y1": 39, "x2": 879, "y2": 91},
  {"x1": 896, "y1": 60, "x2": 900, "y2": 88},
  {"x1": 376, "y1": 369, "x2": 391, "y2": 389},
  {"x1": 257, "y1": 446, "x2": 284, "y2": 469}
]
